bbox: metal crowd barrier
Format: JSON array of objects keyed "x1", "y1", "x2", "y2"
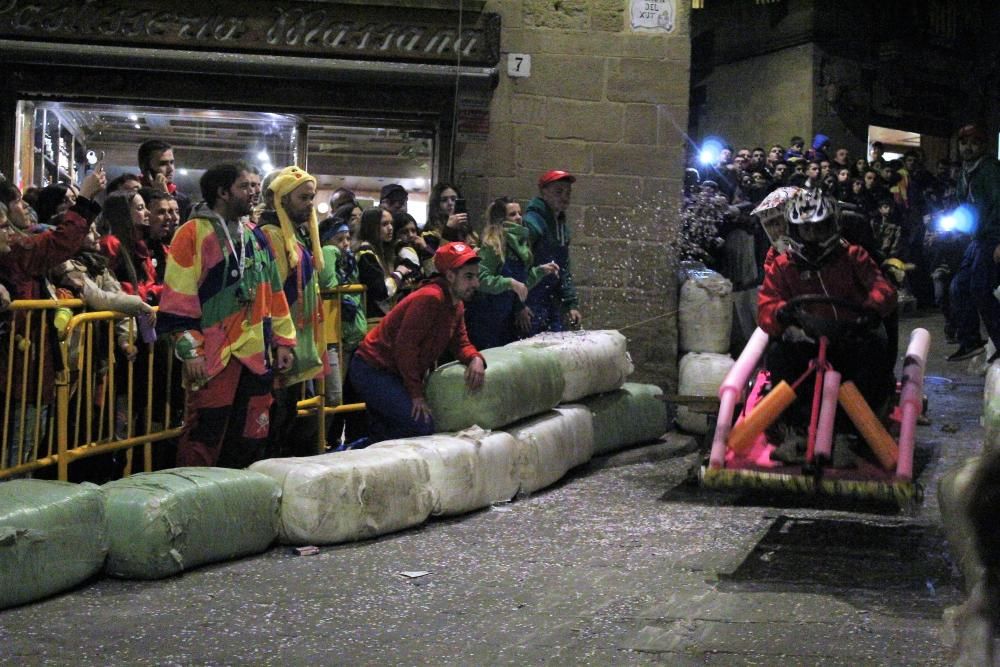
[
  {"x1": 0, "y1": 283, "x2": 371, "y2": 481},
  {"x1": 1, "y1": 299, "x2": 84, "y2": 478}
]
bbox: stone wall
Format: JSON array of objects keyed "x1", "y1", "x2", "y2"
[
  {"x1": 455, "y1": 0, "x2": 692, "y2": 390},
  {"x1": 698, "y1": 43, "x2": 814, "y2": 153}
]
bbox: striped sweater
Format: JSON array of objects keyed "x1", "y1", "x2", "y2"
[{"x1": 156, "y1": 206, "x2": 296, "y2": 381}]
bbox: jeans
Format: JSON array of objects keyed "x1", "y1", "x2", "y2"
[
  {"x1": 950, "y1": 240, "x2": 1000, "y2": 348},
  {"x1": 348, "y1": 354, "x2": 434, "y2": 444}
]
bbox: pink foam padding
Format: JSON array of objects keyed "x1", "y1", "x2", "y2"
[
  {"x1": 719, "y1": 328, "x2": 770, "y2": 396},
  {"x1": 814, "y1": 370, "x2": 841, "y2": 461},
  {"x1": 896, "y1": 328, "x2": 930, "y2": 481}
]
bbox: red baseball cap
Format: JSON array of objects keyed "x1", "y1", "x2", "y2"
[
  {"x1": 538, "y1": 170, "x2": 576, "y2": 188},
  {"x1": 434, "y1": 241, "x2": 481, "y2": 273}
]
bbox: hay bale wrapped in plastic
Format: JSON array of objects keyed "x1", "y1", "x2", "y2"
[
  {"x1": 103, "y1": 468, "x2": 281, "y2": 579},
  {"x1": 250, "y1": 449, "x2": 434, "y2": 545},
  {"x1": 938, "y1": 457, "x2": 983, "y2": 590},
  {"x1": 426, "y1": 346, "x2": 564, "y2": 432},
  {"x1": 984, "y1": 362, "x2": 1000, "y2": 451},
  {"x1": 676, "y1": 352, "x2": 734, "y2": 434},
  {"x1": 505, "y1": 406, "x2": 594, "y2": 495},
  {"x1": 679, "y1": 266, "x2": 732, "y2": 353},
  {"x1": 581, "y1": 383, "x2": 667, "y2": 455},
  {"x1": 371, "y1": 427, "x2": 520, "y2": 516},
  {"x1": 0, "y1": 480, "x2": 107, "y2": 608},
  {"x1": 505, "y1": 330, "x2": 633, "y2": 402}
]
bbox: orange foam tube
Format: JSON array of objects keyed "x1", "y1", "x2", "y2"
[
  {"x1": 837, "y1": 381, "x2": 898, "y2": 470},
  {"x1": 728, "y1": 380, "x2": 796, "y2": 455}
]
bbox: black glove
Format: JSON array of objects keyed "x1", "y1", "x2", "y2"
[{"x1": 776, "y1": 305, "x2": 794, "y2": 326}]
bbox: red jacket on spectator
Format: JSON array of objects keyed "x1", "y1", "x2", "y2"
[
  {"x1": 356, "y1": 276, "x2": 483, "y2": 400},
  {"x1": 100, "y1": 234, "x2": 162, "y2": 304},
  {"x1": 0, "y1": 198, "x2": 98, "y2": 402},
  {"x1": 758, "y1": 241, "x2": 897, "y2": 337}
]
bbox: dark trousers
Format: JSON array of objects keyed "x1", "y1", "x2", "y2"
[
  {"x1": 951, "y1": 240, "x2": 1000, "y2": 348},
  {"x1": 348, "y1": 354, "x2": 434, "y2": 444}
]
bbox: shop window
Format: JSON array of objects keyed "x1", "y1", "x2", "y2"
[{"x1": 15, "y1": 100, "x2": 433, "y2": 222}]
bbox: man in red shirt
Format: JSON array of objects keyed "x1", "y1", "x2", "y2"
[{"x1": 349, "y1": 241, "x2": 486, "y2": 442}]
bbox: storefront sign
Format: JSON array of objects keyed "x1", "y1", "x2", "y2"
[
  {"x1": 0, "y1": 0, "x2": 500, "y2": 65},
  {"x1": 629, "y1": 0, "x2": 676, "y2": 33}
]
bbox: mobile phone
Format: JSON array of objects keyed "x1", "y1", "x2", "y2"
[{"x1": 454, "y1": 198, "x2": 467, "y2": 215}]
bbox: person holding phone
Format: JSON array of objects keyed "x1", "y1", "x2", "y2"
[
  {"x1": 138, "y1": 139, "x2": 192, "y2": 222},
  {"x1": 422, "y1": 183, "x2": 476, "y2": 270},
  {"x1": 523, "y1": 169, "x2": 583, "y2": 334}
]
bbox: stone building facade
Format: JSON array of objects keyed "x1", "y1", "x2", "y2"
[
  {"x1": 461, "y1": 0, "x2": 692, "y2": 387},
  {"x1": 0, "y1": 0, "x2": 692, "y2": 388}
]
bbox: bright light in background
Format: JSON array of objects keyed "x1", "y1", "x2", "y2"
[
  {"x1": 177, "y1": 168, "x2": 189, "y2": 176},
  {"x1": 698, "y1": 137, "x2": 723, "y2": 165},
  {"x1": 257, "y1": 150, "x2": 270, "y2": 163},
  {"x1": 128, "y1": 113, "x2": 138, "y2": 122},
  {"x1": 262, "y1": 162, "x2": 274, "y2": 175},
  {"x1": 937, "y1": 205, "x2": 976, "y2": 234},
  {"x1": 316, "y1": 202, "x2": 330, "y2": 215}
]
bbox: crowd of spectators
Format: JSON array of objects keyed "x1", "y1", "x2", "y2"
[
  {"x1": 683, "y1": 132, "x2": 969, "y2": 352},
  {"x1": 0, "y1": 139, "x2": 581, "y2": 479}
]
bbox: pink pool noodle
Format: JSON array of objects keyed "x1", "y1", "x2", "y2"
[
  {"x1": 896, "y1": 328, "x2": 930, "y2": 481},
  {"x1": 814, "y1": 370, "x2": 841, "y2": 462},
  {"x1": 709, "y1": 328, "x2": 771, "y2": 468}
]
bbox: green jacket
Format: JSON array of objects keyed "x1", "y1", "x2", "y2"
[{"x1": 477, "y1": 222, "x2": 549, "y2": 294}]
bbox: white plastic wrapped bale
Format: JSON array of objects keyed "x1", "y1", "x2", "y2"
[
  {"x1": 0, "y1": 480, "x2": 107, "y2": 609},
  {"x1": 425, "y1": 345, "x2": 564, "y2": 432},
  {"x1": 103, "y1": 468, "x2": 281, "y2": 579},
  {"x1": 984, "y1": 362, "x2": 1000, "y2": 451},
  {"x1": 250, "y1": 448, "x2": 434, "y2": 545},
  {"x1": 676, "y1": 352, "x2": 735, "y2": 435},
  {"x1": 937, "y1": 457, "x2": 983, "y2": 590},
  {"x1": 505, "y1": 330, "x2": 634, "y2": 402},
  {"x1": 679, "y1": 268, "x2": 732, "y2": 353},
  {"x1": 371, "y1": 427, "x2": 519, "y2": 516},
  {"x1": 581, "y1": 383, "x2": 667, "y2": 455},
  {"x1": 505, "y1": 406, "x2": 594, "y2": 495}
]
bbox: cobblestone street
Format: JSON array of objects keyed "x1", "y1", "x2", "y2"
[{"x1": 0, "y1": 312, "x2": 981, "y2": 665}]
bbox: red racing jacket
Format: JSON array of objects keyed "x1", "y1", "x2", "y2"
[{"x1": 757, "y1": 240, "x2": 897, "y2": 337}]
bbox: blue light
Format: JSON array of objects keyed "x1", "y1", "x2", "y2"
[
  {"x1": 937, "y1": 205, "x2": 976, "y2": 234},
  {"x1": 698, "y1": 137, "x2": 724, "y2": 166}
]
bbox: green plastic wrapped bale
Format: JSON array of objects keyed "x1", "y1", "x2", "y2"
[
  {"x1": 0, "y1": 479, "x2": 107, "y2": 609},
  {"x1": 582, "y1": 383, "x2": 668, "y2": 455},
  {"x1": 426, "y1": 346, "x2": 565, "y2": 432},
  {"x1": 103, "y1": 467, "x2": 281, "y2": 579}
]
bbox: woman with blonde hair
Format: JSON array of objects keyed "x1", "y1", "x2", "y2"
[{"x1": 464, "y1": 197, "x2": 558, "y2": 349}]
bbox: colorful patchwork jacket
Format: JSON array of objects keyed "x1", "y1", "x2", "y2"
[{"x1": 156, "y1": 205, "x2": 296, "y2": 381}]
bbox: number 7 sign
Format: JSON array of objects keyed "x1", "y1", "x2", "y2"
[{"x1": 507, "y1": 53, "x2": 532, "y2": 78}]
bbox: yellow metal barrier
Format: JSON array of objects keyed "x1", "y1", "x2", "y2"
[
  {"x1": 1, "y1": 281, "x2": 373, "y2": 480},
  {"x1": 1, "y1": 299, "x2": 84, "y2": 478},
  {"x1": 55, "y1": 308, "x2": 182, "y2": 481},
  {"x1": 1, "y1": 301, "x2": 182, "y2": 481},
  {"x1": 307, "y1": 284, "x2": 368, "y2": 453}
]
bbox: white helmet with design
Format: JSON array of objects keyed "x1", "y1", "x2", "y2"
[{"x1": 786, "y1": 188, "x2": 837, "y2": 225}]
